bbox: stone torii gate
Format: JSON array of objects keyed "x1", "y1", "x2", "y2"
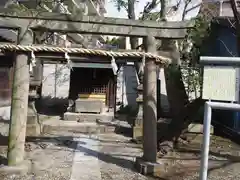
[{"x1": 0, "y1": 11, "x2": 191, "y2": 175}]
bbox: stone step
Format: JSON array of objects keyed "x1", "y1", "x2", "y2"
[
  {"x1": 63, "y1": 112, "x2": 114, "y2": 122},
  {"x1": 42, "y1": 119, "x2": 116, "y2": 134},
  {"x1": 188, "y1": 123, "x2": 214, "y2": 134}
]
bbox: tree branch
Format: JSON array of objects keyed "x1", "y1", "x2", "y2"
[
  {"x1": 182, "y1": 0, "x2": 192, "y2": 21},
  {"x1": 142, "y1": 0, "x2": 159, "y2": 20},
  {"x1": 230, "y1": 0, "x2": 240, "y2": 56},
  {"x1": 230, "y1": 0, "x2": 240, "y2": 24},
  {"x1": 160, "y1": 0, "x2": 166, "y2": 20}
]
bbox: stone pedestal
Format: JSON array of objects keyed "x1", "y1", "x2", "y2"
[
  {"x1": 135, "y1": 157, "x2": 163, "y2": 176},
  {"x1": 132, "y1": 84, "x2": 143, "y2": 143}
]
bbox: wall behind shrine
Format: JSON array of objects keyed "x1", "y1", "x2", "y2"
[
  {"x1": 42, "y1": 64, "x2": 70, "y2": 98},
  {"x1": 116, "y1": 65, "x2": 138, "y2": 110},
  {"x1": 116, "y1": 65, "x2": 170, "y2": 114}
]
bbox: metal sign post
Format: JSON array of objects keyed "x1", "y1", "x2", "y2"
[
  {"x1": 199, "y1": 56, "x2": 240, "y2": 180},
  {"x1": 200, "y1": 102, "x2": 240, "y2": 180}
]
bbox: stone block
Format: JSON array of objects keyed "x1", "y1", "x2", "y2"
[
  {"x1": 134, "y1": 116, "x2": 143, "y2": 126},
  {"x1": 188, "y1": 123, "x2": 214, "y2": 134},
  {"x1": 26, "y1": 124, "x2": 41, "y2": 136},
  {"x1": 135, "y1": 157, "x2": 163, "y2": 176},
  {"x1": 64, "y1": 112, "x2": 84, "y2": 122},
  {"x1": 63, "y1": 112, "x2": 114, "y2": 122},
  {"x1": 102, "y1": 125, "x2": 115, "y2": 133},
  {"x1": 75, "y1": 99, "x2": 104, "y2": 113},
  {"x1": 27, "y1": 113, "x2": 38, "y2": 125},
  {"x1": 132, "y1": 126, "x2": 143, "y2": 143},
  {"x1": 42, "y1": 120, "x2": 116, "y2": 135}
]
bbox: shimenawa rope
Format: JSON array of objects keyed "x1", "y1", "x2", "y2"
[{"x1": 0, "y1": 44, "x2": 170, "y2": 65}]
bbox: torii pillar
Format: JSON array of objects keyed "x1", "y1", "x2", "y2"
[
  {"x1": 135, "y1": 36, "x2": 162, "y2": 175},
  {"x1": 5, "y1": 30, "x2": 32, "y2": 173}
]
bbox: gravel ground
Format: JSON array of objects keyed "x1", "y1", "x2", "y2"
[
  {"x1": 1, "y1": 120, "x2": 240, "y2": 180},
  {"x1": 158, "y1": 135, "x2": 240, "y2": 180},
  {"x1": 0, "y1": 134, "x2": 75, "y2": 180}
]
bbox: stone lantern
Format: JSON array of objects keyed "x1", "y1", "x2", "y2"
[{"x1": 132, "y1": 62, "x2": 144, "y2": 143}]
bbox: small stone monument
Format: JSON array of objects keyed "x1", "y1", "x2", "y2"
[{"x1": 132, "y1": 84, "x2": 143, "y2": 142}]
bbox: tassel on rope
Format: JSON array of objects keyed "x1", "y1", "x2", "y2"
[
  {"x1": 139, "y1": 52, "x2": 145, "y2": 75},
  {"x1": 29, "y1": 51, "x2": 36, "y2": 73},
  {"x1": 65, "y1": 52, "x2": 72, "y2": 69},
  {"x1": 111, "y1": 56, "x2": 118, "y2": 75},
  {"x1": 31, "y1": 51, "x2": 36, "y2": 67}
]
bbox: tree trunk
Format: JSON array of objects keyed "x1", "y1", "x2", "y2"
[
  {"x1": 157, "y1": 0, "x2": 202, "y2": 154},
  {"x1": 162, "y1": 40, "x2": 189, "y2": 117},
  {"x1": 156, "y1": 37, "x2": 204, "y2": 155},
  {"x1": 127, "y1": 0, "x2": 138, "y2": 50},
  {"x1": 157, "y1": 40, "x2": 191, "y2": 151},
  {"x1": 127, "y1": 0, "x2": 140, "y2": 75},
  {"x1": 159, "y1": 0, "x2": 189, "y2": 122}
]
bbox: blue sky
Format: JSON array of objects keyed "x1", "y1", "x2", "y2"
[{"x1": 105, "y1": 0, "x2": 202, "y2": 20}]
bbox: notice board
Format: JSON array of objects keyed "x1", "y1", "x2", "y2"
[{"x1": 202, "y1": 66, "x2": 239, "y2": 102}]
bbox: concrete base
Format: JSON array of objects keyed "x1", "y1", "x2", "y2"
[
  {"x1": 135, "y1": 157, "x2": 163, "y2": 176},
  {"x1": 0, "y1": 160, "x2": 30, "y2": 175},
  {"x1": 75, "y1": 99, "x2": 104, "y2": 113},
  {"x1": 188, "y1": 123, "x2": 214, "y2": 134},
  {"x1": 63, "y1": 112, "x2": 114, "y2": 122}
]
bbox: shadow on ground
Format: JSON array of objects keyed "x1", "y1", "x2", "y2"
[
  {"x1": 26, "y1": 135, "x2": 139, "y2": 172},
  {"x1": 25, "y1": 134, "x2": 240, "y2": 179},
  {"x1": 2, "y1": 133, "x2": 239, "y2": 180},
  {"x1": 114, "y1": 125, "x2": 132, "y2": 138}
]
